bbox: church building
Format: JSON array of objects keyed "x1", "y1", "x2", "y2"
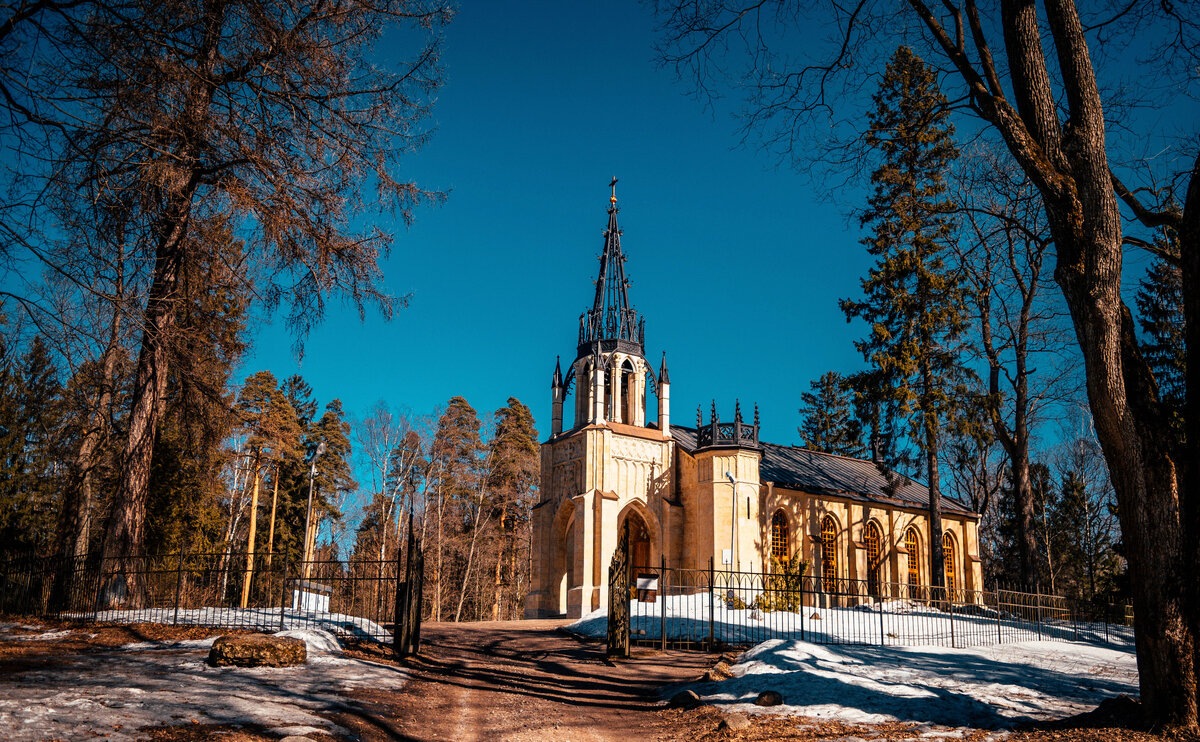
[{"x1": 525, "y1": 187, "x2": 983, "y2": 619}]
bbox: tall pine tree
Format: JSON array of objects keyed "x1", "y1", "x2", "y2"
[{"x1": 841, "y1": 46, "x2": 967, "y2": 590}]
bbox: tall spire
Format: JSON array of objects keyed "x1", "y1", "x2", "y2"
[{"x1": 579, "y1": 178, "x2": 643, "y2": 354}]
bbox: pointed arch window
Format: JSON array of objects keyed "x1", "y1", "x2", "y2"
[
  {"x1": 905, "y1": 527, "x2": 921, "y2": 587},
  {"x1": 770, "y1": 511, "x2": 789, "y2": 568},
  {"x1": 865, "y1": 522, "x2": 883, "y2": 597},
  {"x1": 820, "y1": 516, "x2": 838, "y2": 593},
  {"x1": 942, "y1": 532, "x2": 957, "y2": 594}
]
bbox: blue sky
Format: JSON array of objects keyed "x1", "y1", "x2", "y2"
[
  {"x1": 241, "y1": 1, "x2": 874, "y2": 444},
  {"x1": 237, "y1": 2, "x2": 1192, "y2": 451}
]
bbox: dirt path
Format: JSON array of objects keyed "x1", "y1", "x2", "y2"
[{"x1": 334, "y1": 620, "x2": 716, "y2": 742}]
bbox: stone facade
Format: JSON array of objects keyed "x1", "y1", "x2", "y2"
[{"x1": 524, "y1": 195, "x2": 983, "y2": 619}]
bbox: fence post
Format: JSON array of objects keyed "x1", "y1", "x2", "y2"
[
  {"x1": 172, "y1": 550, "x2": 186, "y2": 626},
  {"x1": 878, "y1": 591, "x2": 885, "y2": 646},
  {"x1": 660, "y1": 555, "x2": 667, "y2": 652},
  {"x1": 278, "y1": 550, "x2": 290, "y2": 632},
  {"x1": 799, "y1": 575, "x2": 806, "y2": 642},
  {"x1": 1035, "y1": 586, "x2": 1043, "y2": 641},
  {"x1": 948, "y1": 597, "x2": 956, "y2": 649},
  {"x1": 995, "y1": 589, "x2": 1002, "y2": 644},
  {"x1": 708, "y1": 557, "x2": 714, "y2": 649}
]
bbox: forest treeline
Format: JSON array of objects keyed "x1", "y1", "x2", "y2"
[{"x1": 0, "y1": 335, "x2": 540, "y2": 622}]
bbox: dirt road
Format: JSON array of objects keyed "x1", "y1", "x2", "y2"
[{"x1": 335, "y1": 620, "x2": 715, "y2": 742}]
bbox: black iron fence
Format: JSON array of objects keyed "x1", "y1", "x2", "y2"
[
  {"x1": 0, "y1": 550, "x2": 402, "y2": 642},
  {"x1": 621, "y1": 561, "x2": 1133, "y2": 651}
]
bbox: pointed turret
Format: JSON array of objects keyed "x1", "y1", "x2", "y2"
[
  {"x1": 550, "y1": 357, "x2": 564, "y2": 436},
  {"x1": 657, "y1": 352, "x2": 671, "y2": 437}
]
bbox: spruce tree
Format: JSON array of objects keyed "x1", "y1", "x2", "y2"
[
  {"x1": 841, "y1": 46, "x2": 967, "y2": 590},
  {"x1": 486, "y1": 397, "x2": 539, "y2": 619},
  {"x1": 427, "y1": 396, "x2": 483, "y2": 620},
  {"x1": 798, "y1": 371, "x2": 864, "y2": 456},
  {"x1": 1134, "y1": 227, "x2": 1184, "y2": 446}
]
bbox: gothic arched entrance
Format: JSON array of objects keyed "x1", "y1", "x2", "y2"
[{"x1": 621, "y1": 509, "x2": 652, "y2": 572}]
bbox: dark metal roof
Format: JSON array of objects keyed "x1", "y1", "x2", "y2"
[{"x1": 669, "y1": 425, "x2": 976, "y2": 516}]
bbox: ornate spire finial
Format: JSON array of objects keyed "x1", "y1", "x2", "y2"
[
  {"x1": 735, "y1": 399, "x2": 742, "y2": 423},
  {"x1": 754, "y1": 403, "x2": 760, "y2": 427},
  {"x1": 711, "y1": 399, "x2": 717, "y2": 423},
  {"x1": 551, "y1": 356, "x2": 563, "y2": 389},
  {"x1": 659, "y1": 352, "x2": 670, "y2": 384},
  {"x1": 609, "y1": 176, "x2": 618, "y2": 206},
  {"x1": 696, "y1": 405, "x2": 703, "y2": 428}
]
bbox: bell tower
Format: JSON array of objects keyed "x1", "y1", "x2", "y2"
[
  {"x1": 557, "y1": 178, "x2": 652, "y2": 431},
  {"x1": 530, "y1": 181, "x2": 676, "y2": 619}
]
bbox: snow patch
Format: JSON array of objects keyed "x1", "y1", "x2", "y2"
[
  {"x1": 84, "y1": 606, "x2": 390, "y2": 642},
  {"x1": 678, "y1": 638, "x2": 1137, "y2": 729},
  {"x1": 277, "y1": 628, "x2": 342, "y2": 655},
  {"x1": 0, "y1": 640, "x2": 407, "y2": 741}
]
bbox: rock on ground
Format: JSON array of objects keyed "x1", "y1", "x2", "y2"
[{"x1": 208, "y1": 633, "x2": 307, "y2": 667}]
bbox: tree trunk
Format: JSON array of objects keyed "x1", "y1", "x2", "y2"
[
  {"x1": 98, "y1": 205, "x2": 190, "y2": 606},
  {"x1": 265, "y1": 465, "x2": 279, "y2": 570},
  {"x1": 1178, "y1": 154, "x2": 1200, "y2": 731},
  {"x1": 921, "y1": 366, "x2": 945, "y2": 592},
  {"x1": 240, "y1": 453, "x2": 261, "y2": 609}
]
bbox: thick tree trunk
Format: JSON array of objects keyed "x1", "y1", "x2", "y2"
[
  {"x1": 1178, "y1": 154, "x2": 1200, "y2": 730},
  {"x1": 921, "y1": 365, "x2": 945, "y2": 593},
  {"x1": 98, "y1": 208, "x2": 189, "y2": 606}
]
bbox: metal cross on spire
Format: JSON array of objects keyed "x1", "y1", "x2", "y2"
[{"x1": 609, "y1": 176, "x2": 618, "y2": 206}]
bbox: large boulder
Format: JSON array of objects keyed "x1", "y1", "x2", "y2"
[{"x1": 207, "y1": 633, "x2": 307, "y2": 668}]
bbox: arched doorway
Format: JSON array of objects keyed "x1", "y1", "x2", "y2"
[
  {"x1": 552, "y1": 503, "x2": 578, "y2": 617},
  {"x1": 622, "y1": 509, "x2": 652, "y2": 572}
]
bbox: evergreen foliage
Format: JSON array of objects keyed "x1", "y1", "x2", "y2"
[
  {"x1": 841, "y1": 46, "x2": 968, "y2": 587},
  {"x1": 798, "y1": 371, "x2": 864, "y2": 457},
  {"x1": 1135, "y1": 227, "x2": 1185, "y2": 444}
]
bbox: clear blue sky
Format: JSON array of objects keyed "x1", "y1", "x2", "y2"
[
  {"x1": 237, "y1": 2, "x2": 1190, "y2": 449},
  {"x1": 240, "y1": 1, "x2": 874, "y2": 445}
]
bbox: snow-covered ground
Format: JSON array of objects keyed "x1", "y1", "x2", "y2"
[
  {"x1": 83, "y1": 606, "x2": 391, "y2": 642},
  {"x1": 0, "y1": 626, "x2": 406, "y2": 741},
  {"x1": 568, "y1": 593, "x2": 1134, "y2": 648},
  {"x1": 686, "y1": 638, "x2": 1138, "y2": 729},
  {"x1": 570, "y1": 596, "x2": 1138, "y2": 730}
]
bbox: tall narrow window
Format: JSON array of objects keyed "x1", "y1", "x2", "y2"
[
  {"x1": 820, "y1": 516, "x2": 838, "y2": 593},
  {"x1": 905, "y1": 527, "x2": 921, "y2": 586},
  {"x1": 770, "y1": 511, "x2": 789, "y2": 568},
  {"x1": 942, "y1": 532, "x2": 957, "y2": 594},
  {"x1": 865, "y1": 522, "x2": 882, "y2": 597}
]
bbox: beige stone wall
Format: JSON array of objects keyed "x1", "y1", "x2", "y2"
[
  {"x1": 527, "y1": 427, "x2": 985, "y2": 619},
  {"x1": 759, "y1": 486, "x2": 984, "y2": 593}
]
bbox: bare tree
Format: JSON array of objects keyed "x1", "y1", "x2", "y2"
[
  {"x1": 12, "y1": 0, "x2": 452, "y2": 605},
  {"x1": 952, "y1": 146, "x2": 1075, "y2": 588}
]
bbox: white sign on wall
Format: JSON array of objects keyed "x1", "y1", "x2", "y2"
[{"x1": 722, "y1": 548, "x2": 732, "y2": 565}]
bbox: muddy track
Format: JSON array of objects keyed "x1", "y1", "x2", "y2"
[{"x1": 333, "y1": 619, "x2": 715, "y2": 741}]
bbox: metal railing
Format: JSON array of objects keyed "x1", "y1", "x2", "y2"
[
  {"x1": 622, "y1": 561, "x2": 1133, "y2": 650},
  {"x1": 0, "y1": 551, "x2": 402, "y2": 642}
]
